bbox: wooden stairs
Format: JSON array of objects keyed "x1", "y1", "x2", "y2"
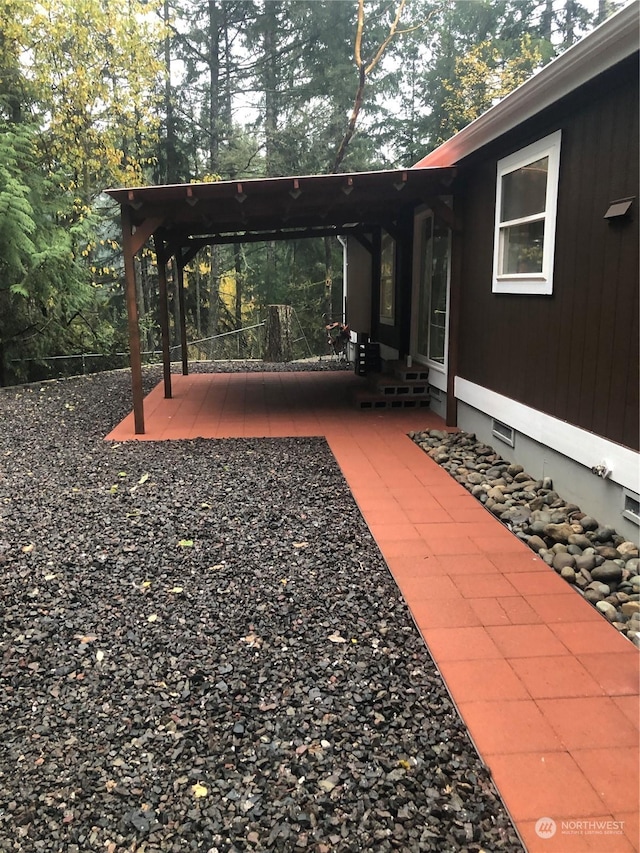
[{"x1": 354, "y1": 360, "x2": 431, "y2": 410}]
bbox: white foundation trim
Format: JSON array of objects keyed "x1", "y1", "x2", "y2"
[{"x1": 455, "y1": 377, "x2": 639, "y2": 493}]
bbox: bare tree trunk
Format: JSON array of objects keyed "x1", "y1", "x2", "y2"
[
  {"x1": 541, "y1": 0, "x2": 554, "y2": 41},
  {"x1": 263, "y1": 305, "x2": 293, "y2": 362},
  {"x1": 263, "y1": 2, "x2": 280, "y2": 176},
  {"x1": 324, "y1": 237, "x2": 333, "y2": 320},
  {"x1": 208, "y1": 246, "x2": 220, "y2": 339},
  {"x1": 564, "y1": 0, "x2": 576, "y2": 47},
  {"x1": 234, "y1": 243, "x2": 242, "y2": 329},
  {"x1": 164, "y1": 0, "x2": 178, "y2": 182},
  {"x1": 208, "y1": 0, "x2": 220, "y2": 172}
]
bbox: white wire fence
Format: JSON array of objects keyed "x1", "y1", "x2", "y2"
[{"x1": 9, "y1": 317, "x2": 319, "y2": 384}]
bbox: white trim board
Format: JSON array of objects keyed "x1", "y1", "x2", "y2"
[{"x1": 455, "y1": 377, "x2": 639, "y2": 493}]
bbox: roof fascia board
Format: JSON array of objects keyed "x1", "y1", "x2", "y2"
[{"x1": 415, "y1": 1, "x2": 639, "y2": 168}]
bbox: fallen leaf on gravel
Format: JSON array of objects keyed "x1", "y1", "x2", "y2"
[
  {"x1": 96, "y1": 650, "x2": 105, "y2": 662},
  {"x1": 109, "y1": 485, "x2": 118, "y2": 494},
  {"x1": 201, "y1": 502, "x2": 211, "y2": 509},
  {"x1": 292, "y1": 542, "x2": 309, "y2": 548},
  {"x1": 178, "y1": 539, "x2": 193, "y2": 548},
  {"x1": 327, "y1": 633, "x2": 346, "y2": 643},
  {"x1": 191, "y1": 783, "x2": 208, "y2": 798},
  {"x1": 141, "y1": 580, "x2": 152, "y2": 589},
  {"x1": 209, "y1": 563, "x2": 224, "y2": 570},
  {"x1": 241, "y1": 632, "x2": 262, "y2": 648},
  {"x1": 21, "y1": 543, "x2": 34, "y2": 553},
  {"x1": 105, "y1": 780, "x2": 117, "y2": 792},
  {"x1": 44, "y1": 573, "x2": 56, "y2": 581},
  {"x1": 138, "y1": 473, "x2": 149, "y2": 484},
  {"x1": 318, "y1": 775, "x2": 340, "y2": 792},
  {"x1": 75, "y1": 634, "x2": 97, "y2": 644},
  {"x1": 118, "y1": 471, "x2": 127, "y2": 478},
  {"x1": 147, "y1": 614, "x2": 159, "y2": 623},
  {"x1": 169, "y1": 586, "x2": 184, "y2": 594}
]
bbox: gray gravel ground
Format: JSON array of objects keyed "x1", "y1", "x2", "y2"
[{"x1": 0, "y1": 366, "x2": 524, "y2": 852}]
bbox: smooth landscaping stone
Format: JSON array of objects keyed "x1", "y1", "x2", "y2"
[
  {"x1": 560, "y1": 566, "x2": 577, "y2": 583},
  {"x1": 574, "y1": 554, "x2": 597, "y2": 572},
  {"x1": 553, "y1": 553, "x2": 576, "y2": 571},
  {"x1": 591, "y1": 561, "x2": 624, "y2": 584},
  {"x1": 596, "y1": 601, "x2": 618, "y2": 621},
  {"x1": 527, "y1": 535, "x2": 547, "y2": 553},
  {"x1": 411, "y1": 427, "x2": 639, "y2": 643}
]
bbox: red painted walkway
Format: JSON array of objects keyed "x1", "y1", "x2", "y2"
[{"x1": 108, "y1": 371, "x2": 640, "y2": 852}]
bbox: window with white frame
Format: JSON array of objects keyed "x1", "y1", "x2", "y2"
[
  {"x1": 492, "y1": 130, "x2": 562, "y2": 295},
  {"x1": 379, "y1": 230, "x2": 395, "y2": 324}
]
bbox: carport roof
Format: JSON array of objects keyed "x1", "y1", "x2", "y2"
[{"x1": 105, "y1": 166, "x2": 456, "y2": 249}]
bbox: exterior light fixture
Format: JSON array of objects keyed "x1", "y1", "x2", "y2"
[
  {"x1": 604, "y1": 197, "x2": 634, "y2": 220},
  {"x1": 289, "y1": 178, "x2": 302, "y2": 200},
  {"x1": 394, "y1": 171, "x2": 408, "y2": 191},
  {"x1": 236, "y1": 182, "x2": 247, "y2": 203},
  {"x1": 127, "y1": 190, "x2": 143, "y2": 210},
  {"x1": 341, "y1": 177, "x2": 354, "y2": 196}
]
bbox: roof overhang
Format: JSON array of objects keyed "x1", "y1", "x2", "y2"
[
  {"x1": 414, "y1": 0, "x2": 639, "y2": 168},
  {"x1": 105, "y1": 166, "x2": 457, "y2": 254}
]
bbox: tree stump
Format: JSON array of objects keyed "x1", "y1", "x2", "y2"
[{"x1": 263, "y1": 304, "x2": 294, "y2": 362}]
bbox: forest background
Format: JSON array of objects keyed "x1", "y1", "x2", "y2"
[{"x1": 0, "y1": 0, "x2": 619, "y2": 384}]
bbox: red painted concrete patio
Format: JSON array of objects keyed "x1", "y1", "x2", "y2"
[{"x1": 108, "y1": 370, "x2": 640, "y2": 852}]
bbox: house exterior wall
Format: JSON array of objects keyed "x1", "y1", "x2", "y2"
[{"x1": 455, "y1": 54, "x2": 638, "y2": 452}]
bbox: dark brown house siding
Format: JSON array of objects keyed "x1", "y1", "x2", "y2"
[{"x1": 456, "y1": 55, "x2": 639, "y2": 451}]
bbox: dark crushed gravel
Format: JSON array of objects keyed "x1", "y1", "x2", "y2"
[{"x1": 0, "y1": 367, "x2": 523, "y2": 852}]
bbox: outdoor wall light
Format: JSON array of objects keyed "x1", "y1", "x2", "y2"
[
  {"x1": 604, "y1": 197, "x2": 634, "y2": 220},
  {"x1": 342, "y1": 177, "x2": 354, "y2": 196},
  {"x1": 127, "y1": 190, "x2": 143, "y2": 211},
  {"x1": 394, "y1": 171, "x2": 408, "y2": 191},
  {"x1": 289, "y1": 179, "x2": 302, "y2": 200},
  {"x1": 236, "y1": 183, "x2": 247, "y2": 204}
]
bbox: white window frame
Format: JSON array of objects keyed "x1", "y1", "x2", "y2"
[{"x1": 492, "y1": 130, "x2": 562, "y2": 296}]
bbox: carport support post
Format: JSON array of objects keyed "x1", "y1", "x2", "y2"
[
  {"x1": 176, "y1": 253, "x2": 189, "y2": 376},
  {"x1": 121, "y1": 205, "x2": 145, "y2": 435},
  {"x1": 446, "y1": 226, "x2": 463, "y2": 427},
  {"x1": 154, "y1": 236, "x2": 172, "y2": 399}
]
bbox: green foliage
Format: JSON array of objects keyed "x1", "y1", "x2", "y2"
[{"x1": 0, "y1": 0, "x2": 617, "y2": 378}]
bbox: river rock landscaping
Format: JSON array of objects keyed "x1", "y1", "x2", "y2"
[
  {"x1": 0, "y1": 366, "x2": 523, "y2": 853},
  {"x1": 410, "y1": 429, "x2": 640, "y2": 648}
]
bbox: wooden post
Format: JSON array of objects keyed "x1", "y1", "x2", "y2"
[
  {"x1": 263, "y1": 305, "x2": 294, "y2": 362},
  {"x1": 446, "y1": 223, "x2": 463, "y2": 427},
  {"x1": 154, "y1": 235, "x2": 172, "y2": 399},
  {"x1": 121, "y1": 205, "x2": 145, "y2": 435},
  {"x1": 176, "y1": 252, "x2": 189, "y2": 375},
  {"x1": 398, "y1": 207, "x2": 414, "y2": 358}
]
